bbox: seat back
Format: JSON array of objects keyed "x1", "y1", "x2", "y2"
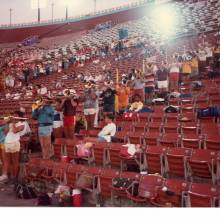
[
  {"x1": 138, "y1": 175, "x2": 164, "y2": 199},
  {"x1": 145, "y1": 146, "x2": 167, "y2": 175},
  {"x1": 166, "y1": 148, "x2": 192, "y2": 178},
  {"x1": 66, "y1": 164, "x2": 86, "y2": 188},
  {"x1": 99, "y1": 169, "x2": 120, "y2": 199},
  {"x1": 92, "y1": 142, "x2": 108, "y2": 167},
  {"x1": 107, "y1": 143, "x2": 122, "y2": 168},
  {"x1": 188, "y1": 183, "x2": 220, "y2": 207},
  {"x1": 153, "y1": 179, "x2": 189, "y2": 207}
]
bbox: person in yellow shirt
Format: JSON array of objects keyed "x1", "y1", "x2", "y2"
[
  {"x1": 116, "y1": 81, "x2": 130, "y2": 111},
  {"x1": 191, "y1": 55, "x2": 199, "y2": 77},
  {"x1": 129, "y1": 94, "x2": 144, "y2": 112},
  {"x1": 182, "y1": 60, "x2": 192, "y2": 80}
]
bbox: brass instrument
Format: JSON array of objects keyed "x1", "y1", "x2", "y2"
[
  {"x1": 32, "y1": 97, "x2": 44, "y2": 111},
  {"x1": 0, "y1": 116, "x2": 29, "y2": 121}
]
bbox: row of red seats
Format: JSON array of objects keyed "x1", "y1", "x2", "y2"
[
  {"x1": 25, "y1": 159, "x2": 220, "y2": 207},
  {"x1": 53, "y1": 139, "x2": 220, "y2": 184}
]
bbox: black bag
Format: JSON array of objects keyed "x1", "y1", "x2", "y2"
[
  {"x1": 14, "y1": 182, "x2": 37, "y2": 199},
  {"x1": 37, "y1": 193, "x2": 51, "y2": 206},
  {"x1": 165, "y1": 106, "x2": 179, "y2": 113},
  {"x1": 112, "y1": 177, "x2": 133, "y2": 189}
]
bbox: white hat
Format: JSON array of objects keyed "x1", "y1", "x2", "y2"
[{"x1": 63, "y1": 89, "x2": 76, "y2": 96}]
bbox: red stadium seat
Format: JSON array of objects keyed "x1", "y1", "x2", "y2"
[
  {"x1": 107, "y1": 143, "x2": 122, "y2": 169},
  {"x1": 65, "y1": 139, "x2": 77, "y2": 160},
  {"x1": 126, "y1": 174, "x2": 164, "y2": 204},
  {"x1": 128, "y1": 131, "x2": 144, "y2": 144},
  {"x1": 40, "y1": 161, "x2": 69, "y2": 186},
  {"x1": 143, "y1": 131, "x2": 161, "y2": 146},
  {"x1": 145, "y1": 146, "x2": 167, "y2": 175},
  {"x1": 159, "y1": 133, "x2": 180, "y2": 148},
  {"x1": 204, "y1": 136, "x2": 220, "y2": 151},
  {"x1": 181, "y1": 134, "x2": 202, "y2": 149},
  {"x1": 150, "y1": 113, "x2": 164, "y2": 123},
  {"x1": 165, "y1": 147, "x2": 192, "y2": 178},
  {"x1": 53, "y1": 138, "x2": 66, "y2": 160},
  {"x1": 25, "y1": 158, "x2": 44, "y2": 181},
  {"x1": 113, "y1": 131, "x2": 128, "y2": 143},
  {"x1": 186, "y1": 149, "x2": 218, "y2": 184},
  {"x1": 91, "y1": 141, "x2": 109, "y2": 167},
  {"x1": 152, "y1": 179, "x2": 190, "y2": 207},
  {"x1": 187, "y1": 183, "x2": 220, "y2": 207},
  {"x1": 133, "y1": 122, "x2": 148, "y2": 132},
  {"x1": 99, "y1": 169, "x2": 120, "y2": 199},
  {"x1": 66, "y1": 164, "x2": 87, "y2": 188},
  {"x1": 162, "y1": 122, "x2": 180, "y2": 133},
  {"x1": 111, "y1": 172, "x2": 140, "y2": 204},
  {"x1": 138, "y1": 112, "x2": 151, "y2": 122}
]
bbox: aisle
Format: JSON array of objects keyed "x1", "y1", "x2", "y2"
[{"x1": 0, "y1": 183, "x2": 37, "y2": 207}]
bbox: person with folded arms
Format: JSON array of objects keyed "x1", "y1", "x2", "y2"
[
  {"x1": 98, "y1": 114, "x2": 116, "y2": 142},
  {"x1": 32, "y1": 97, "x2": 54, "y2": 159}
]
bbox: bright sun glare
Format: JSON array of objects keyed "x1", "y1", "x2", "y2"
[{"x1": 150, "y1": 5, "x2": 177, "y2": 38}]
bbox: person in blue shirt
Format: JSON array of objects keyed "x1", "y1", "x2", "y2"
[
  {"x1": 32, "y1": 97, "x2": 54, "y2": 159},
  {"x1": 0, "y1": 120, "x2": 9, "y2": 182}
]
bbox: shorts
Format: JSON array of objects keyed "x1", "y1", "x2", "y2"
[
  {"x1": 5, "y1": 141, "x2": 20, "y2": 153},
  {"x1": 63, "y1": 116, "x2": 75, "y2": 127},
  {"x1": 169, "y1": 72, "x2": 179, "y2": 81},
  {"x1": 38, "y1": 125, "x2": 53, "y2": 137},
  {"x1": 84, "y1": 108, "x2": 96, "y2": 116},
  {"x1": 157, "y1": 80, "x2": 168, "y2": 89},
  {"x1": 145, "y1": 86, "x2": 154, "y2": 94},
  {"x1": 53, "y1": 121, "x2": 63, "y2": 129}
]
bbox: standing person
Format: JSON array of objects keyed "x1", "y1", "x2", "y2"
[
  {"x1": 32, "y1": 97, "x2": 54, "y2": 159},
  {"x1": 0, "y1": 120, "x2": 9, "y2": 182},
  {"x1": 169, "y1": 58, "x2": 180, "y2": 91},
  {"x1": 94, "y1": 85, "x2": 101, "y2": 128},
  {"x1": 116, "y1": 80, "x2": 130, "y2": 112},
  {"x1": 2, "y1": 111, "x2": 30, "y2": 183},
  {"x1": 83, "y1": 82, "x2": 97, "y2": 130},
  {"x1": 100, "y1": 81, "x2": 116, "y2": 114},
  {"x1": 22, "y1": 67, "x2": 30, "y2": 86},
  {"x1": 53, "y1": 99, "x2": 64, "y2": 139},
  {"x1": 131, "y1": 73, "x2": 145, "y2": 102},
  {"x1": 198, "y1": 47, "x2": 207, "y2": 73},
  {"x1": 156, "y1": 63, "x2": 169, "y2": 92},
  {"x1": 59, "y1": 89, "x2": 78, "y2": 138}
]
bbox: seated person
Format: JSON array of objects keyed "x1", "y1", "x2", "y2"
[
  {"x1": 98, "y1": 114, "x2": 116, "y2": 142},
  {"x1": 129, "y1": 94, "x2": 144, "y2": 112}
]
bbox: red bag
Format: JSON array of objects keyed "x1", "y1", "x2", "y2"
[{"x1": 123, "y1": 112, "x2": 136, "y2": 121}]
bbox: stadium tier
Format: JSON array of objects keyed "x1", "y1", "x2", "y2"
[{"x1": 0, "y1": 0, "x2": 220, "y2": 208}]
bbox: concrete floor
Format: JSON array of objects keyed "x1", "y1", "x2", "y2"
[{"x1": 0, "y1": 182, "x2": 37, "y2": 207}]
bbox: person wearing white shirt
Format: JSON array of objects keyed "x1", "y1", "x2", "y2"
[
  {"x1": 0, "y1": 111, "x2": 30, "y2": 183},
  {"x1": 169, "y1": 61, "x2": 180, "y2": 91},
  {"x1": 37, "y1": 85, "x2": 47, "y2": 95},
  {"x1": 98, "y1": 115, "x2": 116, "y2": 142}
]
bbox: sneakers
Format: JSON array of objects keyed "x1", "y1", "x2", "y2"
[{"x1": 0, "y1": 174, "x2": 8, "y2": 183}]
